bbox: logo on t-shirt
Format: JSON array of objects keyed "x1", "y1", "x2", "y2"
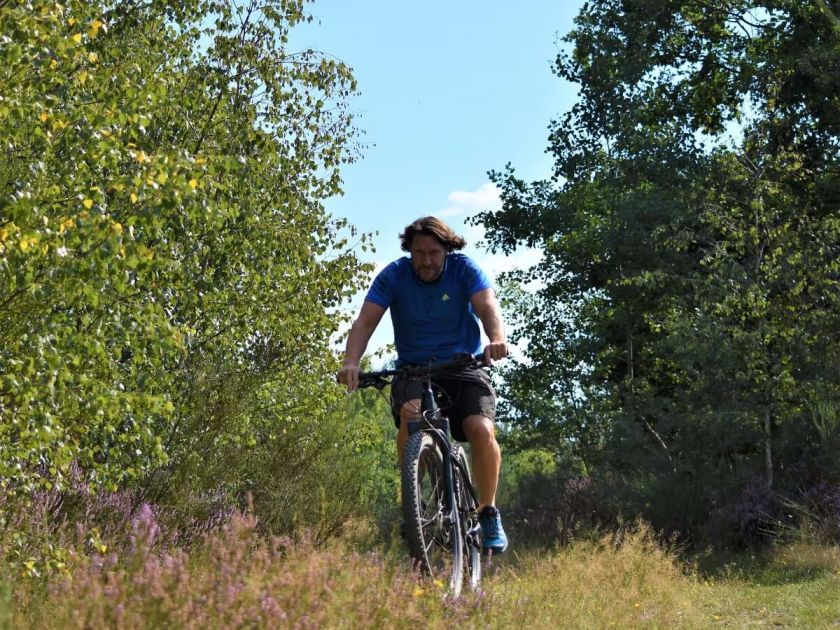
[{"x1": 442, "y1": 293, "x2": 450, "y2": 301}]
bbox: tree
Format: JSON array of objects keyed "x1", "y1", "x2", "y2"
[
  {"x1": 0, "y1": 0, "x2": 370, "y2": 502},
  {"x1": 479, "y1": 0, "x2": 840, "y2": 536}
]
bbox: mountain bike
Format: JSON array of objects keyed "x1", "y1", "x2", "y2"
[{"x1": 357, "y1": 353, "x2": 485, "y2": 597}]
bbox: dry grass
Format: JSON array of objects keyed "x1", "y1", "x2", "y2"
[
  {"x1": 478, "y1": 524, "x2": 708, "y2": 628},
  {"x1": 4, "y1": 518, "x2": 840, "y2": 629}
]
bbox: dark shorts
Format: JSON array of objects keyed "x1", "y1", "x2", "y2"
[{"x1": 390, "y1": 366, "x2": 496, "y2": 442}]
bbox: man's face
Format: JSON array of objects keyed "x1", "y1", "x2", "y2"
[{"x1": 410, "y1": 233, "x2": 447, "y2": 283}]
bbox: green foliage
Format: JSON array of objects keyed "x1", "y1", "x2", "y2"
[
  {"x1": 0, "y1": 0, "x2": 369, "y2": 506},
  {"x1": 478, "y1": 0, "x2": 840, "y2": 541}
]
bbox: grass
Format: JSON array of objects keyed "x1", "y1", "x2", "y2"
[
  {"x1": 3, "y1": 518, "x2": 840, "y2": 628},
  {"x1": 691, "y1": 543, "x2": 840, "y2": 628}
]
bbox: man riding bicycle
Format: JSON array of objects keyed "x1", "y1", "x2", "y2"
[{"x1": 338, "y1": 216, "x2": 509, "y2": 553}]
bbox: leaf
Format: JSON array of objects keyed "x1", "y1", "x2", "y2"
[{"x1": 88, "y1": 20, "x2": 103, "y2": 38}]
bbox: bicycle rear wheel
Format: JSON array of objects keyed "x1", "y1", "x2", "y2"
[
  {"x1": 401, "y1": 431, "x2": 464, "y2": 595},
  {"x1": 452, "y1": 444, "x2": 481, "y2": 591}
]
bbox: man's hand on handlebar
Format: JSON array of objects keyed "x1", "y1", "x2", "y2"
[
  {"x1": 483, "y1": 340, "x2": 509, "y2": 365},
  {"x1": 337, "y1": 363, "x2": 361, "y2": 391}
]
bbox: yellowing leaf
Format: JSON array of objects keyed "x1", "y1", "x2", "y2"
[
  {"x1": 50, "y1": 59, "x2": 58, "y2": 69},
  {"x1": 195, "y1": 157, "x2": 206, "y2": 165},
  {"x1": 88, "y1": 52, "x2": 98, "y2": 63},
  {"x1": 135, "y1": 151, "x2": 149, "y2": 164},
  {"x1": 68, "y1": 17, "x2": 77, "y2": 26},
  {"x1": 82, "y1": 198, "x2": 93, "y2": 209},
  {"x1": 71, "y1": 32, "x2": 82, "y2": 44},
  {"x1": 59, "y1": 218, "x2": 74, "y2": 234},
  {"x1": 19, "y1": 237, "x2": 37, "y2": 252},
  {"x1": 156, "y1": 172, "x2": 168, "y2": 184},
  {"x1": 111, "y1": 222, "x2": 123, "y2": 235},
  {"x1": 88, "y1": 20, "x2": 103, "y2": 38},
  {"x1": 130, "y1": 193, "x2": 138, "y2": 203},
  {"x1": 77, "y1": 70, "x2": 88, "y2": 85},
  {"x1": 188, "y1": 178, "x2": 198, "y2": 190}
]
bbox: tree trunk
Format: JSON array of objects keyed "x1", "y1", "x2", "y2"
[{"x1": 764, "y1": 408, "x2": 773, "y2": 488}]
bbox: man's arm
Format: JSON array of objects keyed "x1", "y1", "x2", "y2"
[
  {"x1": 338, "y1": 301, "x2": 387, "y2": 390},
  {"x1": 470, "y1": 288, "x2": 509, "y2": 363}
]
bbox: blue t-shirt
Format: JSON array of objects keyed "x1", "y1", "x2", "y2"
[{"x1": 365, "y1": 253, "x2": 492, "y2": 366}]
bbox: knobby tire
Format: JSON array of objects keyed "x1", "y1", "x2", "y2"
[
  {"x1": 452, "y1": 444, "x2": 481, "y2": 592},
  {"x1": 401, "y1": 431, "x2": 464, "y2": 596}
]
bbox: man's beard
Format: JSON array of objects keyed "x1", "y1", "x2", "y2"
[{"x1": 413, "y1": 263, "x2": 443, "y2": 282}]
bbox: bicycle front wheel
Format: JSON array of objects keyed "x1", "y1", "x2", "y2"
[{"x1": 401, "y1": 431, "x2": 464, "y2": 595}]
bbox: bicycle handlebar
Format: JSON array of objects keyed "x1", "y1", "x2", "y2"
[{"x1": 356, "y1": 353, "x2": 487, "y2": 390}]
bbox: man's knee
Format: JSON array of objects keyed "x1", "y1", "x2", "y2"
[
  {"x1": 463, "y1": 414, "x2": 497, "y2": 447},
  {"x1": 399, "y1": 399, "x2": 422, "y2": 422}
]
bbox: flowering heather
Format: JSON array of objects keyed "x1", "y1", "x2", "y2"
[
  {"x1": 26, "y1": 513, "x2": 483, "y2": 629},
  {"x1": 0, "y1": 465, "x2": 233, "y2": 580}
]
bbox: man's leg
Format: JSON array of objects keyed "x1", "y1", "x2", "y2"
[
  {"x1": 462, "y1": 414, "x2": 501, "y2": 510},
  {"x1": 396, "y1": 399, "x2": 422, "y2": 464},
  {"x1": 462, "y1": 413, "x2": 508, "y2": 552}
]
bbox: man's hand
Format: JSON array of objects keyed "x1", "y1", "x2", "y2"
[
  {"x1": 483, "y1": 340, "x2": 509, "y2": 365},
  {"x1": 337, "y1": 363, "x2": 361, "y2": 391}
]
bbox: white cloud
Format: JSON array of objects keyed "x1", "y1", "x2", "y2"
[
  {"x1": 479, "y1": 247, "x2": 543, "y2": 280},
  {"x1": 448, "y1": 182, "x2": 502, "y2": 211},
  {"x1": 435, "y1": 182, "x2": 502, "y2": 218}
]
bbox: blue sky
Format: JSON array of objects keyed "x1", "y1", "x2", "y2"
[{"x1": 292, "y1": 2, "x2": 586, "y2": 354}]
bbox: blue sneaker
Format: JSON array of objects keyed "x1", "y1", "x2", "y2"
[{"x1": 479, "y1": 506, "x2": 509, "y2": 553}]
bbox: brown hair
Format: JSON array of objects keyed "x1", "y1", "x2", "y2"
[{"x1": 399, "y1": 216, "x2": 467, "y2": 252}]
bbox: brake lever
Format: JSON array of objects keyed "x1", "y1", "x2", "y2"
[{"x1": 358, "y1": 375, "x2": 388, "y2": 390}]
